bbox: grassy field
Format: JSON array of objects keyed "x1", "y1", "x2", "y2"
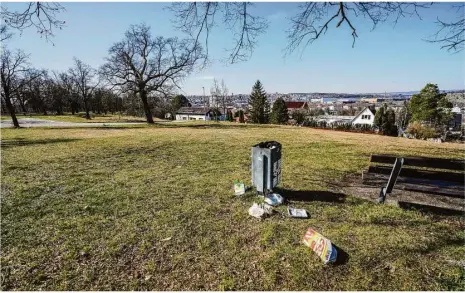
[
  {"x1": 1, "y1": 113, "x2": 150, "y2": 123},
  {"x1": 1, "y1": 122, "x2": 464, "y2": 290}
]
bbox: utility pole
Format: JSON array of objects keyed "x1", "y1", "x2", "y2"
[{"x1": 202, "y1": 86, "x2": 206, "y2": 109}]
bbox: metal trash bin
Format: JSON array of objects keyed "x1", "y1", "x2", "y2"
[{"x1": 251, "y1": 141, "x2": 282, "y2": 194}]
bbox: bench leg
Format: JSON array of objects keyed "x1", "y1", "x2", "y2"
[
  {"x1": 377, "y1": 158, "x2": 404, "y2": 204},
  {"x1": 377, "y1": 187, "x2": 387, "y2": 203}
]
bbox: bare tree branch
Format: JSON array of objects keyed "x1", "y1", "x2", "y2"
[
  {"x1": 425, "y1": 4, "x2": 464, "y2": 53},
  {"x1": 1, "y1": 2, "x2": 66, "y2": 43},
  {"x1": 168, "y1": 2, "x2": 268, "y2": 64},
  {"x1": 0, "y1": 25, "x2": 13, "y2": 42},
  {"x1": 285, "y1": 2, "x2": 432, "y2": 56}
]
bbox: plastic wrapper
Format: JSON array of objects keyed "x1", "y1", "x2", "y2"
[
  {"x1": 234, "y1": 180, "x2": 245, "y2": 196},
  {"x1": 264, "y1": 193, "x2": 284, "y2": 206}
]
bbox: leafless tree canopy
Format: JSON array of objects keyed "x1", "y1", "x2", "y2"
[
  {"x1": 426, "y1": 4, "x2": 465, "y2": 52},
  {"x1": 168, "y1": 2, "x2": 464, "y2": 61},
  {"x1": 100, "y1": 23, "x2": 205, "y2": 123},
  {"x1": 1, "y1": 2, "x2": 66, "y2": 42},
  {"x1": 1, "y1": 48, "x2": 31, "y2": 127},
  {"x1": 210, "y1": 78, "x2": 230, "y2": 113},
  {"x1": 68, "y1": 57, "x2": 100, "y2": 119},
  {"x1": 168, "y1": 2, "x2": 268, "y2": 64},
  {"x1": 285, "y1": 2, "x2": 431, "y2": 54}
]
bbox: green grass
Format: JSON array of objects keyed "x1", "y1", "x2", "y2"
[{"x1": 1, "y1": 122, "x2": 464, "y2": 290}]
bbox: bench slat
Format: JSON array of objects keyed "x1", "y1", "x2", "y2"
[
  {"x1": 370, "y1": 155, "x2": 465, "y2": 171},
  {"x1": 367, "y1": 166, "x2": 464, "y2": 184},
  {"x1": 402, "y1": 184, "x2": 464, "y2": 199},
  {"x1": 363, "y1": 172, "x2": 464, "y2": 198}
]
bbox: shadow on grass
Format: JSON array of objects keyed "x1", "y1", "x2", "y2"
[
  {"x1": 275, "y1": 188, "x2": 347, "y2": 203},
  {"x1": 1, "y1": 138, "x2": 82, "y2": 148},
  {"x1": 398, "y1": 201, "x2": 464, "y2": 217},
  {"x1": 44, "y1": 125, "x2": 148, "y2": 130},
  {"x1": 333, "y1": 244, "x2": 350, "y2": 265},
  {"x1": 153, "y1": 122, "x2": 277, "y2": 129}
]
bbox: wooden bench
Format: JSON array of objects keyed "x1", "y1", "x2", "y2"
[{"x1": 363, "y1": 154, "x2": 465, "y2": 203}]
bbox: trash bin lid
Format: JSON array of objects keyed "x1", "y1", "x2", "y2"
[{"x1": 253, "y1": 141, "x2": 281, "y2": 150}]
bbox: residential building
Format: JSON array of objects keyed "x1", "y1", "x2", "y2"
[
  {"x1": 351, "y1": 107, "x2": 376, "y2": 126},
  {"x1": 284, "y1": 102, "x2": 308, "y2": 112},
  {"x1": 175, "y1": 107, "x2": 222, "y2": 121}
]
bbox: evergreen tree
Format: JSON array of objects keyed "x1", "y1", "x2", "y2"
[
  {"x1": 374, "y1": 104, "x2": 398, "y2": 136},
  {"x1": 409, "y1": 83, "x2": 452, "y2": 128},
  {"x1": 270, "y1": 97, "x2": 289, "y2": 124},
  {"x1": 293, "y1": 110, "x2": 306, "y2": 124},
  {"x1": 248, "y1": 80, "x2": 269, "y2": 124},
  {"x1": 171, "y1": 94, "x2": 191, "y2": 119}
]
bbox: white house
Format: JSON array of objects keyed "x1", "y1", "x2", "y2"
[
  {"x1": 175, "y1": 107, "x2": 222, "y2": 121},
  {"x1": 351, "y1": 107, "x2": 375, "y2": 126},
  {"x1": 316, "y1": 115, "x2": 355, "y2": 124}
]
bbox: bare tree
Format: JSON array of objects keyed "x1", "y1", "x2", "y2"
[
  {"x1": 1, "y1": 48, "x2": 31, "y2": 127},
  {"x1": 1, "y1": 2, "x2": 66, "y2": 42},
  {"x1": 56, "y1": 71, "x2": 79, "y2": 114},
  {"x1": 15, "y1": 68, "x2": 44, "y2": 114},
  {"x1": 210, "y1": 78, "x2": 230, "y2": 115},
  {"x1": 168, "y1": 2, "x2": 268, "y2": 64},
  {"x1": 68, "y1": 58, "x2": 100, "y2": 119},
  {"x1": 100, "y1": 23, "x2": 204, "y2": 124}
]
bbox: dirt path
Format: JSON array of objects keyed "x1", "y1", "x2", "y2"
[{"x1": 0, "y1": 118, "x2": 145, "y2": 128}]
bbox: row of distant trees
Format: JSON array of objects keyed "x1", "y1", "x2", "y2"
[
  {"x1": 1, "y1": 22, "x2": 204, "y2": 127},
  {"x1": 246, "y1": 81, "x2": 456, "y2": 139}
]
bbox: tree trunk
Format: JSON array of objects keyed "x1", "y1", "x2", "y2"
[
  {"x1": 3, "y1": 95, "x2": 20, "y2": 128},
  {"x1": 19, "y1": 99, "x2": 27, "y2": 114},
  {"x1": 140, "y1": 90, "x2": 154, "y2": 124},
  {"x1": 83, "y1": 96, "x2": 91, "y2": 119}
]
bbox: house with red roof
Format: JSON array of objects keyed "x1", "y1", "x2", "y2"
[{"x1": 285, "y1": 101, "x2": 309, "y2": 112}]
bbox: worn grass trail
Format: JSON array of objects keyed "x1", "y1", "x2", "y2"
[{"x1": 1, "y1": 123, "x2": 464, "y2": 290}]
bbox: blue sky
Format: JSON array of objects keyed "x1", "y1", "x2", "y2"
[{"x1": 4, "y1": 2, "x2": 464, "y2": 95}]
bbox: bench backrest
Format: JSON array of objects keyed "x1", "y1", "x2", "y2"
[
  {"x1": 368, "y1": 154, "x2": 465, "y2": 185},
  {"x1": 370, "y1": 154, "x2": 465, "y2": 171}
]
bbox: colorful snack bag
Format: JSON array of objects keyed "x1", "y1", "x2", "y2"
[{"x1": 303, "y1": 228, "x2": 337, "y2": 264}]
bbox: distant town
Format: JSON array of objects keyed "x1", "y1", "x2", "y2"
[{"x1": 186, "y1": 90, "x2": 465, "y2": 109}]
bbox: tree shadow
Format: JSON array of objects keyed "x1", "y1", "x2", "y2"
[
  {"x1": 398, "y1": 201, "x2": 464, "y2": 217},
  {"x1": 275, "y1": 188, "x2": 347, "y2": 203},
  {"x1": 1, "y1": 138, "x2": 81, "y2": 149},
  {"x1": 152, "y1": 122, "x2": 276, "y2": 129}
]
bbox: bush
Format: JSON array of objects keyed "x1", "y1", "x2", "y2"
[{"x1": 406, "y1": 121, "x2": 438, "y2": 139}]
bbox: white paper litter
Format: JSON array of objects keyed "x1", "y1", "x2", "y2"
[
  {"x1": 248, "y1": 203, "x2": 273, "y2": 219},
  {"x1": 288, "y1": 207, "x2": 309, "y2": 218}
]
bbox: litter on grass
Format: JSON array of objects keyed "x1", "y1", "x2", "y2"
[
  {"x1": 264, "y1": 193, "x2": 284, "y2": 206},
  {"x1": 288, "y1": 207, "x2": 309, "y2": 218},
  {"x1": 234, "y1": 180, "x2": 246, "y2": 196},
  {"x1": 303, "y1": 228, "x2": 337, "y2": 264},
  {"x1": 248, "y1": 203, "x2": 273, "y2": 219}
]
